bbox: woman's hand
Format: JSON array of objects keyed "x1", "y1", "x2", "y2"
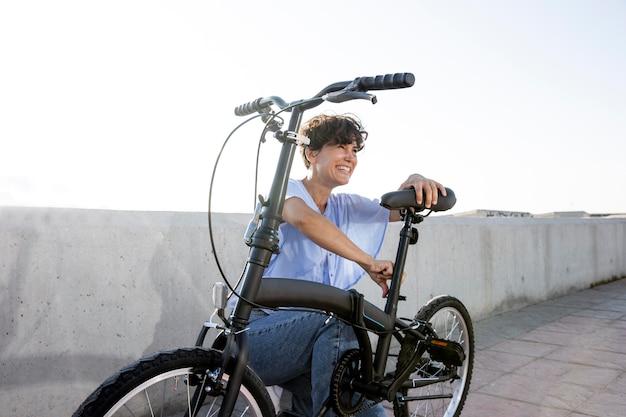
[
  {"x1": 360, "y1": 258, "x2": 394, "y2": 298},
  {"x1": 398, "y1": 173, "x2": 447, "y2": 208},
  {"x1": 389, "y1": 174, "x2": 447, "y2": 222}
]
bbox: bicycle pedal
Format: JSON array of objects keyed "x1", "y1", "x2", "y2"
[{"x1": 424, "y1": 338, "x2": 465, "y2": 367}]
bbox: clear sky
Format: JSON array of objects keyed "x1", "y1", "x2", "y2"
[{"x1": 2, "y1": 0, "x2": 625, "y2": 215}]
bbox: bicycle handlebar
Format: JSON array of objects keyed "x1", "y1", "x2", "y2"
[{"x1": 234, "y1": 72, "x2": 415, "y2": 116}]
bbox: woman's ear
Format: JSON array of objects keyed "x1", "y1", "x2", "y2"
[{"x1": 304, "y1": 147, "x2": 317, "y2": 164}]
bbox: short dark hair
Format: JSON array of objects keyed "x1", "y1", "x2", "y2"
[{"x1": 298, "y1": 114, "x2": 368, "y2": 169}]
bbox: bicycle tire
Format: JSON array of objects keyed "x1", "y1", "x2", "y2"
[
  {"x1": 393, "y1": 295, "x2": 474, "y2": 417},
  {"x1": 72, "y1": 347, "x2": 275, "y2": 417}
]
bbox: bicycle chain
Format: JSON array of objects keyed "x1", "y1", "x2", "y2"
[{"x1": 331, "y1": 350, "x2": 382, "y2": 417}]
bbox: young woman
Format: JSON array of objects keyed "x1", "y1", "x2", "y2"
[{"x1": 245, "y1": 114, "x2": 446, "y2": 417}]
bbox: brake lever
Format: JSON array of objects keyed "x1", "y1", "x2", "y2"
[{"x1": 323, "y1": 90, "x2": 377, "y2": 104}]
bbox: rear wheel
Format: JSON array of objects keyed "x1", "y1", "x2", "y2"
[
  {"x1": 394, "y1": 296, "x2": 474, "y2": 417},
  {"x1": 73, "y1": 347, "x2": 275, "y2": 417}
]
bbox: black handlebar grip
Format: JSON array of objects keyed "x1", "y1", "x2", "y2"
[
  {"x1": 234, "y1": 97, "x2": 268, "y2": 116},
  {"x1": 357, "y1": 73, "x2": 415, "y2": 91}
]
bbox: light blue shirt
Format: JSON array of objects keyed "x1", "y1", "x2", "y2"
[{"x1": 264, "y1": 179, "x2": 390, "y2": 290}]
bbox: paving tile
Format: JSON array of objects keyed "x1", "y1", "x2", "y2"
[
  {"x1": 607, "y1": 315, "x2": 626, "y2": 333},
  {"x1": 473, "y1": 305, "x2": 577, "y2": 348},
  {"x1": 474, "y1": 372, "x2": 552, "y2": 403},
  {"x1": 593, "y1": 298, "x2": 626, "y2": 313},
  {"x1": 507, "y1": 305, "x2": 578, "y2": 330},
  {"x1": 517, "y1": 328, "x2": 581, "y2": 346},
  {"x1": 538, "y1": 382, "x2": 594, "y2": 412},
  {"x1": 557, "y1": 314, "x2": 614, "y2": 329},
  {"x1": 478, "y1": 372, "x2": 593, "y2": 410},
  {"x1": 575, "y1": 389, "x2": 626, "y2": 417},
  {"x1": 608, "y1": 318, "x2": 626, "y2": 330},
  {"x1": 473, "y1": 349, "x2": 536, "y2": 373},
  {"x1": 516, "y1": 357, "x2": 574, "y2": 379},
  {"x1": 607, "y1": 372, "x2": 626, "y2": 392},
  {"x1": 533, "y1": 316, "x2": 610, "y2": 335},
  {"x1": 545, "y1": 346, "x2": 626, "y2": 370},
  {"x1": 462, "y1": 392, "x2": 571, "y2": 417},
  {"x1": 543, "y1": 290, "x2": 612, "y2": 307},
  {"x1": 541, "y1": 299, "x2": 602, "y2": 311},
  {"x1": 560, "y1": 364, "x2": 622, "y2": 389},
  {"x1": 469, "y1": 366, "x2": 505, "y2": 392},
  {"x1": 572, "y1": 308, "x2": 625, "y2": 320},
  {"x1": 581, "y1": 328, "x2": 626, "y2": 353},
  {"x1": 488, "y1": 338, "x2": 561, "y2": 358},
  {"x1": 473, "y1": 316, "x2": 539, "y2": 348},
  {"x1": 474, "y1": 323, "x2": 517, "y2": 349}
]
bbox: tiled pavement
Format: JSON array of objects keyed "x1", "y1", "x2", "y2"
[{"x1": 461, "y1": 278, "x2": 626, "y2": 417}]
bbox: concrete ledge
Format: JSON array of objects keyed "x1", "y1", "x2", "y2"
[{"x1": 1, "y1": 207, "x2": 625, "y2": 416}]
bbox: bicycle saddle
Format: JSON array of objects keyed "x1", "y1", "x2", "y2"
[{"x1": 380, "y1": 187, "x2": 456, "y2": 212}]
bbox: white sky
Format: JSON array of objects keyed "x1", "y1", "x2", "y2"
[{"x1": 1, "y1": 0, "x2": 625, "y2": 215}]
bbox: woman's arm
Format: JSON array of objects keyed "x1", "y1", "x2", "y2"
[{"x1": 283, "y1": 196, "x2": 394, "y2": 296}]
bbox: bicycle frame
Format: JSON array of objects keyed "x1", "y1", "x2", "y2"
[{"x1": 201, "y1": 73, "x2": 456, "y2": 417}]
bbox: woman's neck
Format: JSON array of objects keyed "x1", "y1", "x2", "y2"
[{"x1": 302, "y1": 177, "x2": 331, "y2": 214}]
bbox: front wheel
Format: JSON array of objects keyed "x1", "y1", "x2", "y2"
[
  {"x1": 73, "y1": 347, "x2": 275, "y2": 417},
  {"x1": 394, "y1": 295, "x2": 474, "y2": 417}
]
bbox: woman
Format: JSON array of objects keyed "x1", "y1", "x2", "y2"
[{"x1": 245, "y1": 113, "x2": 446, "y2": 417}]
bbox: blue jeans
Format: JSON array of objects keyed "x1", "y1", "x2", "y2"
[{"x1": 245, "y1": 309, "x2": 386, "y2": 417}]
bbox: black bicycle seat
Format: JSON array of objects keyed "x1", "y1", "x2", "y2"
[{"x1": 380, "y1": 187, "x2": 456, "y2": 212}]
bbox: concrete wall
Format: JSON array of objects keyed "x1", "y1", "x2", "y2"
[{"x1": 1, "y1": 206, "x2": 625, "y2": 416}]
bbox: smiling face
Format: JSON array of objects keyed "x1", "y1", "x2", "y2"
[
  {"x1": 299, "y1": 114, "x2": 368, "y2": 170},
  {"x1": 306, "y1": 141, "x2": 360, "y2": 188},
  {"x1": 299, "y1": 114, "x2": 368, "y2": 191}
]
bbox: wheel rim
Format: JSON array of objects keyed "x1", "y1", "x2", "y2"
[{"x1": 103, "y1": 368, "x2": 264, "y2": 417}]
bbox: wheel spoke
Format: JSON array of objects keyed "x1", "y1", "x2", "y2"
[{"x1": 73, "y1": 348, "x2": 275, "y2": 417}]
